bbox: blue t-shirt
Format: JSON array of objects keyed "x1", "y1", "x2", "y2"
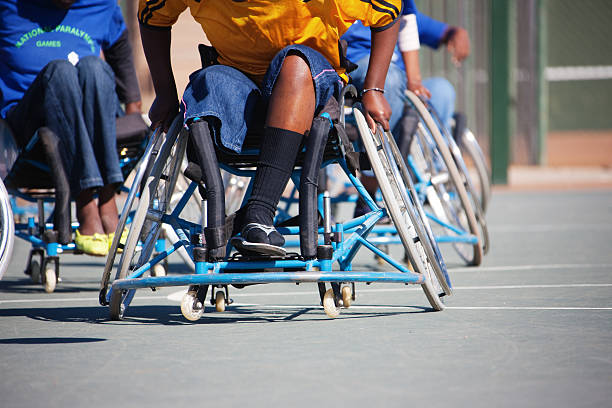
[
  {"x1": 0, "y1": 0, "x2": 126, "y2": 117},
  {"x1": 342, "y1": 2, "x2": 448, "y2": 72}
]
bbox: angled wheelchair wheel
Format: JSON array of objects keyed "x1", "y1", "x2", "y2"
[
  {"x1": 405, "y1": 91, "x2": 483, "y2": 266},
  {"x1": 109, "y1": 117, "x2": 186, "y2": 320},
  {"x1": 383, "y1": 127, "x2": 452, "y2": 295},
  {"x1": 0, "y1": 179, "x2": 15, "y2": 280},
  {"x1": 354, "y1": 109, "x2": 449, "y2": 311},
  {"x1": 442, "y1": 127, "x2": 490, "y2": 256},
  {"x1": 460, "y1": 128, "x2": 491, "y2": 214},
  {"x1": 100, "y1": 127, "x2": 166, "y2": 304},
  {"x1": 426, "y1": 106, "x2": 490, "y2": 256}
]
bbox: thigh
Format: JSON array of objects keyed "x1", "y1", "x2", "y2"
[
  {"x1": 261, "y1": 44, "x2": 343, "y2": 115},
  {"x1": 181, "y1": 65, "x2": 262, "y2": 153}
]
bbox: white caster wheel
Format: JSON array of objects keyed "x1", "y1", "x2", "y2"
[
  {"x1": 181, "y1": 290, "x2": 204, "y2": 321},
  {"x1": 44, "y1": 266, "x2": 56, "y2": 293},
  {"x1": 29, "y1": 260, "x2": 41, "y2": 284},
  {"x1": 341, "y1": 286, "x2": 352, "y2": 308},
  {"x1": 322, "y1": 288, "x2": 340, "y2": 318},
  {"x1": 215, "y1": 291, "x2": 226, "y2": 313},
  {"x1": 151, "y1": 263, "x2": 166, "y2": 277}
]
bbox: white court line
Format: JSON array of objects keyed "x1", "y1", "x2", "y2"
[
  {"x1": 164, "y1": 283, "x2": 612, "y2": 301},
  {"x1": 0, "y1": 295, "x2": 168, "y2": 305},
  {"x1": 2, "y1": 277, "x2": 611, "y2": 305},
  {"x1": 490, "y1": 224, "x2": 612, "y2": 233},
  {"x1": 211, "y1": 303, "x2": 612, "y2": 312},
  {"x1": 451, "y1": 263, "x2": 612, "y2": 273}
]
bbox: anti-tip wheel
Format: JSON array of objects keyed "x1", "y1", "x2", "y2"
[
  {"x1": 29, "y1": 259, "x2": 41, "y2": 284},
  {"x1": 323, "y1": 288, "x2": 340, "y2": 318},
  {"x1": 43, "y1": 266, "x2": 56, "y2": 293},
  {"x1": 215, "y1": 290, "x2": 226, "y2": 313},
  {"x1": 341, "y1": 286, "x2": 352, "y2": 308},
  {"x1": 181, "y1": 290, "x2": 204, "y2": 321},
  {"x1": 109, "y1": 289, "x2": 126, "y2": 321}
]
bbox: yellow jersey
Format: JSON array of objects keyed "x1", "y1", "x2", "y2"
[{"x1": 138, "y1": 0, "x2": 402, "y2": 83}]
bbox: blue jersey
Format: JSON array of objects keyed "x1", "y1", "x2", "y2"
[
  {"x1": 342, "y1": 2, "x2": 448, "y2": 72},
  {"x1": 343, "y1": 0, "x2": 417, "y2": 68},
  {"x1": 0, "y1": 0, "x2": 127, "y2": 117}
]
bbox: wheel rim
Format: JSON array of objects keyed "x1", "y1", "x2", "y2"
[
  {"x1": 353, "y1": 109, "x2": 445, "y2": 310},
  {"x1": 405, "y1": 92, "x2": 483, "y2": 266},
  {"x1": 0, "y1": 180, "x2": 15, "y2": 280}
]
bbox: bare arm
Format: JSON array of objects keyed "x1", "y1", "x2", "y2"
[
  {"x1": 401, "y1": 49, "x2": 431, "y2": 98},
  {"x1": 139, "y1": 24, "x2": 179, "y2": 130},
  {"x1": 363, "y1": 21, "x2": 400, "y2": 132}
]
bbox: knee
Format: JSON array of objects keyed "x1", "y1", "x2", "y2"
[
  {"x1": 77, "y1": 56, "x2": 114, "y2": 85},
  {"x1": 41, "y1": 60, "x2": 78, "y2": 88},
  {"x1": 280, "y1": 53, "x2": 312, "y2": 87}
]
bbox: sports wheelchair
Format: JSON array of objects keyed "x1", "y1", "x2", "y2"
[
  {"x1": 100, "y1": 82, "x2": 454, "y2": 321},
  {"x1": 0, "y1": 114, "x2": 151, "y2": 292}
]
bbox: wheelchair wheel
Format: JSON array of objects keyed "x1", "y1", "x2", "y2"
[
  {"x1": 100, "y1": 127, "x2": 165, "y2": 304},
  {"x1": 442, "y1": 127, "x2": 490, "y2": 256},
  {"x1": 43, "y1": 264, "x2": 56, "y2": 293},
  {"x1": 460, "y1": 128, "x2": 491, "y2": 214},
  {"x1": 405, "y1": 91, "x2": 483, "y2": 266},
  {"x1": 109, "y1": 117, "x2": 186, "y2": 320},
  {"x1": 0, "y1": 179, "x2": 15, "y2": 280},
  {"x1": 354, "y1": 109, "x2": 449, "y2": 311}
]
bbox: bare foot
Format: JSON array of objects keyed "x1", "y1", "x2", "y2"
[
  {"x1": 98, "y1": 184, "x2": 119, "y2": 234},
  {"x1": 76, "y1": 188, "x2": 104, "y2": 235}
]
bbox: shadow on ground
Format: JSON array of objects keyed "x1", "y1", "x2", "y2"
[{"x1": 0, "y1": 304, "x2": 432, "y2": 326}]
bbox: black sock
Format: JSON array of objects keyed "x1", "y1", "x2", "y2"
[{"x1": 245, "y1": 126, "x2": 304, "y2": 226}]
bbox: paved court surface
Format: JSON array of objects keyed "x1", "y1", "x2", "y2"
[{"x1": 1, "y1": 189, "x2": 611, "y2": 408}]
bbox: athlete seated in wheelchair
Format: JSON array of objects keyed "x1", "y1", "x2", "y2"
[
  {"x1": 100, "y1": 0, "x2": 452, "y2": 321},
  {"x1": 140, "y1": 0, "x2": 399, "y2": 257},
  {"x1": 0, "y1": 0, "x2": 146, "y2": 288}
]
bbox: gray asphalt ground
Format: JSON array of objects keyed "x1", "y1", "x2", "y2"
[{"x1": 1, "y1": 189, "x2": 611, "y2": 408}]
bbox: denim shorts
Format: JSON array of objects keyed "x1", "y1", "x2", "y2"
[{"x1": 181, "y1": 44, "x2": 344, "y2": 153}]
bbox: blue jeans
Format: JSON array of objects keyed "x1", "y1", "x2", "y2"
[
  {"x1": 6, "y1": 56, "x2": 123, "y2": 196},
  {"x1": 181, "y1": 44, "x2": 344, "y2": 153},
  {"x1": 351, "y1": 56, "x2": 456, "y2": 133},
  {"x1": 422, "y1": 77, "x2": 456, "y2": 131}
]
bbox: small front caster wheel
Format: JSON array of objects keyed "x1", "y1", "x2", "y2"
[
  {"x1": 43, "y1": 266, "x2": 56, "y2": 293},
  {"x1": 215, "y1": 290, "x2": 226, "y2": 312},
  {"x1": 322, "y1": 288, "x2": 340, "y2": 318},
  {"x1": 341, "y1": 285, "x2": 352, "y2": 308},
  {"x1": 181, "y1": 290, "x2": 204, "y2": 321},
  {"x1": 29, "y1": 260, "x2": 41, "y2": 284}
]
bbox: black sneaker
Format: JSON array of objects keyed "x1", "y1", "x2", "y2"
[{"x1": 230, "y1": 223, "x2": 287, "y2": 256}]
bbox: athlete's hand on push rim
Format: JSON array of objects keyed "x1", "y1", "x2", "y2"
[
  {"x1": 149, "y1": 93, "x2": 179, "y2": 132},
  {"x1": 362, "y1": 90, "x2": 391, "y2": 133}
]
